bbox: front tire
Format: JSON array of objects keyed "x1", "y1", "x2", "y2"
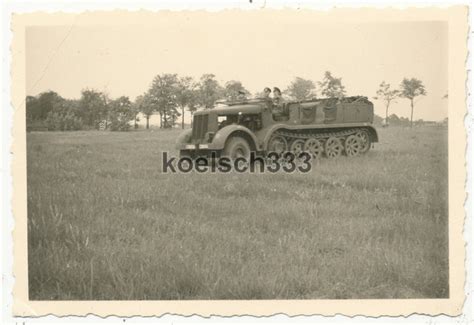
[{"x1": 223, "y1": 137, "x2": 251, "y2": 160}]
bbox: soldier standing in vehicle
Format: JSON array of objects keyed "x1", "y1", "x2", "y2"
[
  {"x1": 273, "y1": 87, "x2": 282, "y2": 103},
  {"x1": 272, "y1": 87, "x2": 286, "y2": 119},
  {"x1": 237, "y1": 90, "x2": 247, "y2": 101},
  {"x1": 262, "y1": 87, "x2": 271, "y2": 99},
  {"x1": 261, "y1": 87, "x2": 272, "y2": 112}
]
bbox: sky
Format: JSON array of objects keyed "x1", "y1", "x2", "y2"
[{"x1": 26, "y1": 13, "x2": 448, "y2": 122}]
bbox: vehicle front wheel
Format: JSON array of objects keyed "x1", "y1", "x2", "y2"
[{"x1": 223, "y1": 137, "x2": 251, "y2": 160}]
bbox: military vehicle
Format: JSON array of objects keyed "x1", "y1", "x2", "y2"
[{"x1": 176, "y1": 96, "x2": 378, "y2": 159}]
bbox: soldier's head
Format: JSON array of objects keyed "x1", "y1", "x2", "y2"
[
  {"x1": 263, "y1": 87, "x2": 271, "y2": 97},
  {"x1": 273, "y1": 87, "x2": 282, "y2": 97}
]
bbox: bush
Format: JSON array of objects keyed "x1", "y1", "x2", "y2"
[
  {"x1": 45, "y1": 111, "x2": 83, "y2": 131},
  {"x1": 109, "y1": 119, "x2": 131, "y2": 131}
]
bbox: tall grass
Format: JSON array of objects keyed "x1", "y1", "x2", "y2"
[{"x1": 27, "y1": 126, "x2": 448, "y2": 300}]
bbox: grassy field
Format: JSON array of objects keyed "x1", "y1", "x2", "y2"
[{"x1": 27, "y1": 126, "x2": 449, "y2": 300}]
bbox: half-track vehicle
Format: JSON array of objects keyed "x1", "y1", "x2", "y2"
[{"x1": 176, "y1": 96, "x2": 378, "y2": 159}]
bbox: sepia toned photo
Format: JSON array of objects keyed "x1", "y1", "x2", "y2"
[{"x1": 11, "y1": 6, "x2": 467, "y2": 317}]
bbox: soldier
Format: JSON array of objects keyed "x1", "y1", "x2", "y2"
[
  {"x1": 273, "y1": 87, "x2": 282, "y2": 101},
  {"x1": 272, "y1": 87, "x2": 286, "y2": 119},
  {"x1": 262, "y1": 87, "x2": 271, "y2": 99},
  {"x1": 260, "y1": 87, "x2": 272, "y2": 112},
  {"x1": 237, "y1": 90, "x2": 247, "y2": 101}
]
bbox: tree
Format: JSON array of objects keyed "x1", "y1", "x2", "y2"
[
  {"x1": 223, "y1": 80, "x2": 249, "y2": 101},
  {"x1": 176, "y1": 76, "x2": 198, "y2": 129},
  {"x1": 130, "y1": 98, "x2": 141, "y2": 129},
  {"x1": 26, "y1": 96, "x2": 38, "y2": 126},
  {"x1": 149, "y1": 73, "x2": 180, "y2": 128},
  {"x1": 108, "y1": 96, "x2": 135, "y2": 131},
  {"x1": 45, "y1": 98, "x2": 83, "y2": 131},
  {"x1": 284, "y1": 77, "x2": 316, "y2": 101},
  {"x1": 26, "y1": 91, "x2": 62, "y2": 122},
  {"x1": 374, "y1": 81, "x2": 400, "y2": 125},
  {"x1": 399, "y1": 78, "x2": 427, "y2": 127},
  {"x1": 166, "y1": 110, "x2": 181, "y2": 128},
  {"x1": 135, "y1": 93, "x2": 155, "y2": 129},
  {"x1": 187, "y1": 89, "x2": 199, "y2": 127},
  {"x1": 318, "y1": 71, "x2": 346, "y2": 98},
  {"x1": 387, "y1": 114, "x2": 401, "y2": 126},
  {"x1": 78, "y1": 89, "x2": 108, "y2": 128},
  {"x1": 101, "y1": 90, "x2": 112, "y2": 129},
  {"x1": 399, "y1": 116, "x2": 410, "y2": 127},
  {"x1": 197, "y1": 74, "x2": 223, "y2": 109}
]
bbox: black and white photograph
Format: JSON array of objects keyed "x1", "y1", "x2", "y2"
[{"x1": 7, "y1": 6, "x2": 468, "y2": 318}]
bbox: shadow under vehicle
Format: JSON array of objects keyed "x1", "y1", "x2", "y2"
[{"x1": 176, "y1": 96, "x2": 378, "y2": 159}]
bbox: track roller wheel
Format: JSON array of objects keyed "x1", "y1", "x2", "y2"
[
  {"x1": 356, "y1": 130, "x2": 371, "y2": 153},
  {"x1": 344, "y1": 135, "x2": 362, "y2": 157},
  {"x1": 289, "y1": 139, "x2": 305, "y2": 157},
  {"x1": 268, "y1": 135, "x2": 288, "y2": 155},
  {"x1": 304, "y1": 138, "x2": 324, "y2": 159},
  {"x1": 325, "y1": 137, "x2": 343, "y2": 159}
]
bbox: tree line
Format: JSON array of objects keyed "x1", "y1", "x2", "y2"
[
  {"x1": 27, "y1": 73, "x2": 250, "y2": 131},
  {"x1": 26, "y1": 71, "x2": 428, "y2": 131}
]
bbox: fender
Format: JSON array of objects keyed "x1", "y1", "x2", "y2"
[
  {"x1": 262, "y1": 124, "x2": 292, "y2": 150},
  {"x1": 175, "y1": 129, "x2": 192, "y2": 150},
  {"x1": 364, "y1": 125, "x2": 379, "y2": 143},
  {"x1": 210, "y1": 125, "x2": 259, "y2": 150}
]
